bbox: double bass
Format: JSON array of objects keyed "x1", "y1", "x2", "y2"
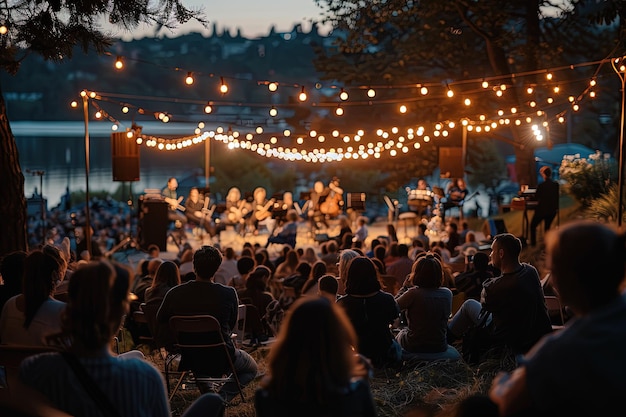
[{"x1": 319, "y1": 177, "x2": 343, "y2": 217}]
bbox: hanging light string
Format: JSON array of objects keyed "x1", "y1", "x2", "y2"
[{"x1": 73, "y1": 54, "x2": 625, "y2": 162}]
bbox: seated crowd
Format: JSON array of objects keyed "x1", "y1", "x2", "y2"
[{"x1": 1, "y1": 215, "x2": 624, "y2": 417}]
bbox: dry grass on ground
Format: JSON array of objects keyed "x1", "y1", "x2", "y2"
[{"x1": 137, "y1": 235, "x2": 550, "y2": 417}]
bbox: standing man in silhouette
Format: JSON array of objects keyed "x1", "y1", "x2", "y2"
[{"x1": 530, "y1": 166, "x2": 559, "y2": 246}]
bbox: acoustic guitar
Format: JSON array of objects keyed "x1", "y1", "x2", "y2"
[
  {"x1": 254, "y1": 198, "x2": 276, "y2": 221},
  {"x1": 164, "y1": 196, "x2": 186, "y2": 212}
]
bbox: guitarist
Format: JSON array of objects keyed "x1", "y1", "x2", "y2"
[
  {"x1": 442, "y1": 177, "x2": 468, "y2": 222},
  {"x1": 161, "y1": 177, "x2": 187, "y2": 230},
  {"x1": 184, "y1": 187, "x2": 216, "y2": 238},
  {"x1": 250, "y1": 187, "x2": 274, "y2": 234}
]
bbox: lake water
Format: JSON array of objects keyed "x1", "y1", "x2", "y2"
[{"x1": 14, "y1": 121, "x2": 211, "y2": 208}]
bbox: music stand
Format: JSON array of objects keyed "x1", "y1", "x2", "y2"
[{"x1": 346, "y1": 193, "x2": 366, "y2": 211}]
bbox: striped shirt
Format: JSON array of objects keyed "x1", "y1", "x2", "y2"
[{"x1": 20, "y1": 352, "x2": 169, "y2": 417}]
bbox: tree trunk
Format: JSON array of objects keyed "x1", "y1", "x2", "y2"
[{"x1": 0, "y1": 81, "x2": 28, "y2": 257}]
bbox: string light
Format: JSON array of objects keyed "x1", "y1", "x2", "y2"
[
  {"x1": 268, "y1": 82, "x2": 278, "y2": 92},
  {"x1": 367, "y1": 88, "x2": 376, "y2": 98},
  {"x1": 114, "y1": 56, "x2": 124, "y2": 70},
  {"x1": 185, "y1": 72, "x2": 194, "y2": 85},
  {"x1": 298, "y1": 86, "x2": 307, "y2": 102},
  {"x1": 204, "y1": 102, "x2": 213, "y2": 113},
  {"x1": 339, "y1": 88, "x2": 349, "y2": 101},
  {"x1": 269, "y1": 106, "x2": 278, "y2": 117},
  {"x1": 219, "y1": 77, "x2": 228, "y2": 94},
  {"x1": 335, "y1": 105, "x2": 344, "y2": 116}
]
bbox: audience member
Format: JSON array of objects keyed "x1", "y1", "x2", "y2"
[
  {"x1": 255, "y1": 297, "x2": 377, "y2": 417},
  {"x1": 337, "y1": 249, "x2": 360, "y2": 295},
  {"x1": 144, "y1": 260, "x2": 181, "y2": 304},
  {"x1": 274, "y1": 249, "x2": 299, "y2": 280},
  {"x1": 320, "y1": 240, "x2": 340, "y2": 276},
  {"x1": 318, "y1": 275, "x2": 339, "y2": 302},
  {"x1": 353, "y1": 216, "x2": 369, "y2": 245},
  {"x1": 301, "y1": 260, "x2": 328, "y2": 296},
  {"x1": 0, "y1": 249, "x2": 66, "y2": 346},
  {"x1": 448, "y1": 233, "x2": 552, "y2": 362},
  {"x1": 156, "y1": 245, "x2": 258, "y2": 401},
  {"x1": 0, "y1": 250, "x2": 27, "y2": 310},
  {"x1": 395, "y1": 254, "x2": 460, "y2": 360},
  {"x1": 228, "y1": 256, "x2": 256, "y2": 290},
  {"x1": 454, "y1": 252, "x2": 493, "y2": 301},
  {"x1": 18, "y1": 260, "x2": 224, "y2": 417},
  {"x1": 487, "y1": 221, "x2": 626, "y2": 416},
  {"x1": 213, "y1": 246, "x2": 238, "y2": 285},
  {"x1": 338, "y1": 257, "x2": 401, "y2": 368},
  {"x1": 386, "y1": 243, "x2": 414, "y2": 292}
]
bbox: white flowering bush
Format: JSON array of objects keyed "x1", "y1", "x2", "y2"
[{"x1": 559, "y1": 151, "x2": 617, "y2": 206}]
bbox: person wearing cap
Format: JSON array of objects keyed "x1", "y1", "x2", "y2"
[{"x1": 529, "y1": 166, "x2": 559, "y2": 246}]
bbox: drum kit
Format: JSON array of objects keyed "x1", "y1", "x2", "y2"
[{"x1": 406, "y1": 186, "x2": 446, "y2": 218}]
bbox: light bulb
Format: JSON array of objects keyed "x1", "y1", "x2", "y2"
[
  {"x1": 185, "y1": 72, "x2": 194, "y2": 85},
  {"x1": 298, "y1": 87, "x2": 307, "y2": 102},
  {"x1": 268, "y1": 82, "x2": 278, "y2": 92},
  {"x1": 339, "y1": 88, "x2": 349, "y2": 101},
  {"x1": 335, "y1": 106, "x2": 344, "y2": 116},
  {"x1": 269, "y1": 106, "x2": 278, "y2": 117},
  {"x1": 204, "y1": 103, "x2": 212, "y2": 114},
  {"x1": 219, "y1": 77, "x2": 228, "y2": 94},
  {"x1": 367, "y1": 88, "x2": 376, "y2": 98},
  {"x1": 114, "y1": 56, "x2": 124, "y2": 70}
]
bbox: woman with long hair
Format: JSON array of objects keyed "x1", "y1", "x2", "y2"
[
  {"x1": 255, "y1": 297, "x2": 377, "y2": 417},
  {"x1": 337, "y1": 249, "x2": 360, "y2": 295},
  {"x1": 337, "y1": 257, "x2": 401, "y2": 368},
  {"x1": 144, "y1": 260, "x2": 181, "y2": 304},
  {"x1": 301, "y1": 260, "x2": 328, "y2": 296},
  {"x1": 0, "y1": 247, "x2": 66, "y2": 346}
]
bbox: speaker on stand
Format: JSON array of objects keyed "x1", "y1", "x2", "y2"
[
  {"x1": 439, "y1": 147, "x2": 464, "y2": 179},
  {"x1": 138, "y1": 198, "x2": 168, "y2": 251},
  {"x1": 111, "y1": 132, "x2": 140, "y2": 182}
]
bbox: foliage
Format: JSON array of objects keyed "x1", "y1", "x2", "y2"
[
  {"x1": 0, "y1": 1, "x2": 206, "y2": 256},
  {"x1": 466, "y1": 138, "x2": 507, "y2": 191},
  {"x1": 583, "y1": 183, "x2": 626, "y2": 223},
  {"x1": 312, "y1": 0, "x2": 621, "y2": 187},
  {"x1": 558, "y1": 150, "x2": 617, "y2": 206}
]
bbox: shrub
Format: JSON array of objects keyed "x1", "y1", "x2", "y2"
[{"x1": 558, "y1": 150, "x2": 616, "y2": 206}]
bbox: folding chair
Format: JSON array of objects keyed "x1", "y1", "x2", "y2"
[
  {"x1": 167, "y1": 315, "x2": 245, "y2": 402},
  {"x1": 234, "y1": 304, "x2": 247, "y2": 348},
  {"x1": 544, "y1": 295, "x2": 565, "y2": 330}
]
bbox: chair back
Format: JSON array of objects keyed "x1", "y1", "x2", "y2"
[
  {"x1": 544, "y1": 295, "x2": 565, "y2": 329},
  {"x1": 169, "y1": 315, "x2": 232, "y2": 376}
]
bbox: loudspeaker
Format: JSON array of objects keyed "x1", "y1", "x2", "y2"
[
  {"x1": 139, "y1": 200, "x2": 168, "y2": 251},
  {"x1": 111, "y1": 132, "x2": 140, "y2": 182},
  {"x1": 439, "y1": 147, "x2": 464, "y2": 178}
]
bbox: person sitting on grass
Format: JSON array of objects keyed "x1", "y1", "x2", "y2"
[{"x1": 255, "y1": 297, "x2": 377, "y2": 417}]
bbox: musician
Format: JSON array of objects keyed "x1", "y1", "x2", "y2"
[
  {"x1": 249, "y1": 186, "x2": 273, "y2": 234},
  {"x1": 308, "y1": 181, "x2": 329, "y2": 230},
  {"x1": 224, "y1": 186, "x2": 245, "y2": 225},
  {"x1": 184, "y1": 187, "x2": 215, "y2": 237},
  {"x1": 409, "y1": 179, "x2": 434, "y2": 217},
  {"x1": 161, "y1": 177, "x2": 187, "y2": 227},
  {"x1": 319, "y1": 176, "x2": 344, "y2": 218},
  {"x1": 265, "y1": 209, "x2": 299, "y2": 249},
  {"x1": 530, "y1": 166, "x2": 559, "y2": 246},
  {"x1": 442, "y1": 177, "x2": 468, "y2": 221}
]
